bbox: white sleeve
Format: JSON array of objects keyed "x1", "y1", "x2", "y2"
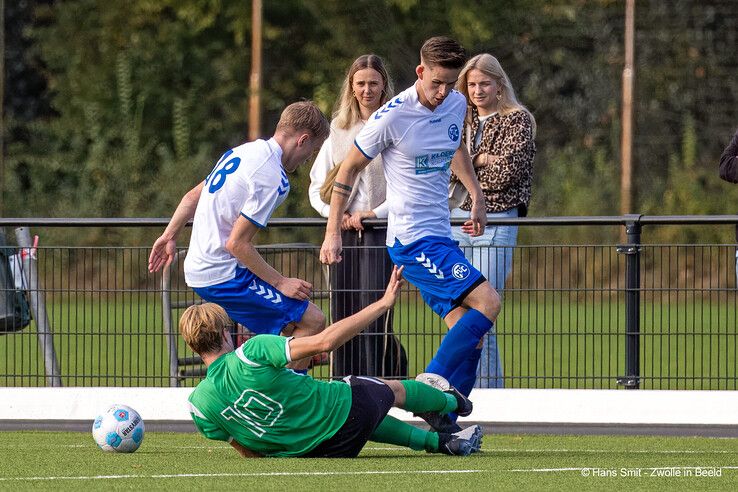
[
  {"x1": 239, "y1": 172, "x2": 282, "y2": 228},
  {"x1": 308, "y1": 136, "x2": 334, "y2": 218},
  {"x1": 372, "y1": 200, "x2": 389, "y2": 219},
  {"x1": 354, "y1": 100, "x2": 398, "y2": 159}
]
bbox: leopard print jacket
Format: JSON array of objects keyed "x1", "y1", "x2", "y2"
[{"x1": 457, "y1": 107, "x2": 536, "y2": 215}]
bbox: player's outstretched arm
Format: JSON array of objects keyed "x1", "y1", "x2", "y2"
[
  {"x1": 288, "y1": 266, "x2": 404, "y2": 361},
  {"x1": 320, "y1": 146, "x2": 371, "y2": 264},
  {"x1": 450, "y1": 146, "x2": 487, "y2": 237},
  {"x1": 148, "y1": 182, "x2": 204, "y2": 273}
]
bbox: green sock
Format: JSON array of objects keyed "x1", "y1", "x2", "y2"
[
  {"x1": 400, "y1": 380, "x2": 457, "y2": 414},
  {"x1": 370, "y1": 415, "x2": 440, "y2": 452}
]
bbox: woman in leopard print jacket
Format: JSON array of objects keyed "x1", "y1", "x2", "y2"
[{"x1": 451, "y1": 53, "x2": 536, "y2": 389}]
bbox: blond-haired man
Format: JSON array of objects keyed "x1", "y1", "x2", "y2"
[{"x1": 150, "y1": 101, "x2": 330, "y2": 371}]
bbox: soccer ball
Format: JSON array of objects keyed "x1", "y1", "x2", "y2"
[{"x1": 92, "y1": 404, "x2": 145, "y2": 453}]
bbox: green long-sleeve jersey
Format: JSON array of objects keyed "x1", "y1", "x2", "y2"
[{"x1": 188, "y1": 335, "x2": 352, "y2": 457}]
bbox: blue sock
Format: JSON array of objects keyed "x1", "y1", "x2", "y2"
[
  {"x1": 292, "y1": 369, "x2": 308, "y2": 375},
  {"x1": 448, "y1": 347, "x2": 483, "y2": 397},
  {"x1": 425, "y1": 309, "x2": 492, "y2": 380},
  {"x1": 445, "y1": 347, "x2": 482, "y2": 423}
]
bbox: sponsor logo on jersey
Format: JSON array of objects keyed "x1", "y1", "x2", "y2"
[{"x1": 414, "y1": 150, "x2": 454, "y2": 174}]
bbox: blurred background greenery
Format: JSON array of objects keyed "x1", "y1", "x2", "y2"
[{"x1": 3, "y1": 0, "x2": 738, "y2": 246}]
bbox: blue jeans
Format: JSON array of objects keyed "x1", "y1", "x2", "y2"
[{"x1": 451, "y1": 207, "x2": 519, "y2": 388}]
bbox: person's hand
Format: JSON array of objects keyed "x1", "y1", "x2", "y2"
[
  {"x1": 148, "y1": 235, "x2": 176, "y2": 273},
  {"x1": 462, "y1": 198, "x2": 487, "y2": 237},
  {"x1": 275, "y1": 277, "x2": 313, "y2": 301},
  {"x1": 380, "y1": 265, "x2": 405, "y2": 309},
  {"x1": 473, "y1": 153, "x2": 501, "y2": 168},
  {"x1": 340, "y1": 212, "x2": 353, "y2": 231},
  {"x1": 320, "y1": 232, "x2": 343, "y2": 264},
  {"x1": 347, "y1": 210, "x2": 377, "y2": 231}
]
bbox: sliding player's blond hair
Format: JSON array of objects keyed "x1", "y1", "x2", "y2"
[{"x1": 179, "y1": 303, "x2": 231, "y2": 355}]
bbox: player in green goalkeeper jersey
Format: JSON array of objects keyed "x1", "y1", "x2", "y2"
[{"x1": 179, "y1": 266, "x2": 482, "y2": 458}]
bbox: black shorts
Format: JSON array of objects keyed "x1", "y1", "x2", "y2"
[{"x1": 303, "y1": 376, "x2": 394, "y2": 458}]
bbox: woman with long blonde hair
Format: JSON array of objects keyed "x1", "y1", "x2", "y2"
[
  {"x1": 450, "y1": 53, "x2": 536, "y2": 390},
  {"x1": 309, "y1": 55, "x2": 406, "y2": 378}
]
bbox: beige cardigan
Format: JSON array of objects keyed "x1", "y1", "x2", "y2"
[{"x1": 308, "y1": 121, "x2": 388, "y2": 218}]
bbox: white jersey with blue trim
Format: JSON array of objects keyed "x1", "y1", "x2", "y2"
[
  {"x1": 185, "y1": 138, "x2": 290, "y2": 288},
  {"x1": 354, "y1": 84, "x2": 466, "y2": 246}
]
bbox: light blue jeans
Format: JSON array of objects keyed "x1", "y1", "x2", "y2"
[{"x1": 451, "y1": 207, "x2": 519, "y2": 388}]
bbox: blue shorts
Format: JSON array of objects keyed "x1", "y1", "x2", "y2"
[
  {"x1": 387, "y1": 236, "x2": 485, "y2": 318},
  {"x1": 192, "y1": 267, "x2": 309, "y2": 335}
]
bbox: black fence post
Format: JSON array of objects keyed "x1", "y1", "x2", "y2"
[{"x1": 617, "y1": 215, "x2": 642, "y2": 389}]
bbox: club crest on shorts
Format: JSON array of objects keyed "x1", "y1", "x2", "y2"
[{"x1": 452, "y1": 263, "x2": 470, "y2": 280}]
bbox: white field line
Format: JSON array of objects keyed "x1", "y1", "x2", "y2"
[
  {"x1": 41, "y1": 444, "x2": 738, "y2": 454},
  {"x1": 55, "y1": 444, "x2": 233, "y2": 449},
  {"x1": 509, "y1": 466, "x2": 738, "y2": 473},
  {"x1": 362, "y1": 446, "x2": 738, "y2": 454},
  {"x1": 0, "y1": 470, "x2": 482, "y2": 482},
  {"x1": 492, "y1": 448, "x2": 738, "y2": 454},
  {"x1": 4, "y1": 467, "x2": 738, "y2": 482}
]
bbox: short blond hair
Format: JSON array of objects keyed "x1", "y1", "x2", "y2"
[
  {"x1": 275, "y1": 101, "x2": 330, "y2": 141},
  {"x1": 179, "y1": 303, "x2": 231, "y2": 355}
]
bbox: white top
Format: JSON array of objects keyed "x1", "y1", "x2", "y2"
[
  {"x1": 184, "y1": 138, "x2": 289, "y2": 288},
  {"x1": 308, "y1": 121, "x2": 388, "y2": 219},
  {"x1": 474, "y1": 112, "x2": 496, "y2": 148},
  {"x1": 354, "y1": 85, "x2": 466, "y2": 246}
]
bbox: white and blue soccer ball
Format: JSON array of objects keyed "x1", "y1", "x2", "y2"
[{"x1": 92, "y1": 404, "x2": 145, "y2": 453}]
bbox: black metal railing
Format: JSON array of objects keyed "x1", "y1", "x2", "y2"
[{"x1": 1, "y1": 216, "x2": 736, "y2": 389}]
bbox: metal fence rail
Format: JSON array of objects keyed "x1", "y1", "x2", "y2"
[{"x1": 1, "y1": 216, "x2": 737, "y2": 389}]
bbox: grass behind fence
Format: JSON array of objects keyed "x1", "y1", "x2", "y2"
[{"x1": 2, "y1": 293, "x2": 736, "y2": 389}]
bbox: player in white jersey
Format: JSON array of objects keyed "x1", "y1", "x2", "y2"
[
  {"x1": 320, "y1": 37, "x2": 501, "y2": 432},
  {"x1": 149, "y1": 102, "x2": 330, "y2": 372}
]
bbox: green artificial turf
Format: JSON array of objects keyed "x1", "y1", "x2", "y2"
[{"x1": 0, "y1": 431, "x2": 736, "y2": 491}]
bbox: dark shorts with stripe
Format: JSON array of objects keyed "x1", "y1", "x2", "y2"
[{"x1": 303, "y1": 376, "x2": 394, "y2": 458}]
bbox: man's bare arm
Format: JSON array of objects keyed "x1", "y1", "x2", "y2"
[
  {"x1": 148, "y1": 182, "x2": 204, "y2": 272},
  {"x1": 319, "y1": 145, "x2": 371, "y2": 264},
  {"x1": 226, "y1": 217, "x2": 312, "y2": 300},
  {"x1": 288, "y1": 266, "x2": 403, "y2": 361}
]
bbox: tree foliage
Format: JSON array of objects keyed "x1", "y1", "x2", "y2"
[{"x1": 4, "y1": 0, "x2": 738, "y2": 245}]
